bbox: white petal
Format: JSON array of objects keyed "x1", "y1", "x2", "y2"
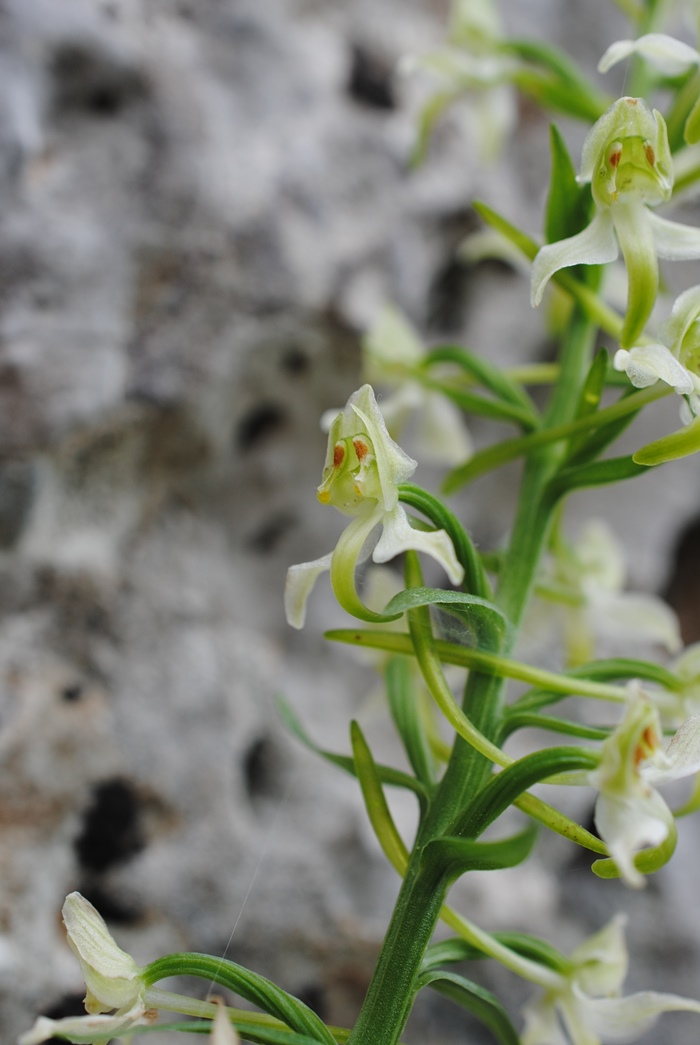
[
  {"x1": 585, "y1": 989, "x2": 700, "y2": 1042},
  {"x1": 349, "y1": 386, "x2": 417, "y2": 511},
  {"x1": 531, "y1": 210, "x2": 618, "y2": 307},
  {"x1": 648, "y1": 210, "x2": 700, "y2": 260},
  {"x1": 212, "y1": 1002, "x2": 241, "y2": 1045},
  {"x1": 284, "y1": 552, "x2": 334, "y2": 629},
  {"x1": 18, "y1": 1002, "x2": 150, "y2": 1045},
  {"x1": 599, "y1": 34, "x2": 700, "y2": 76},
  {"x1": 613, "y1": 344, "x2": 695, "y2": 394},
  {"x1": 644, "y1": 713, "x2": 700, "y2": 783},
  {"x1": 594, "y1": 788, "x2": 671, "y2": 888},
  {"x1": 590, "y1": 591, "x2": 682, "y2": 653},
  {"x1": 521, "y1": 996, "x2": 570, "y2": 1045},
  {"x1": 373, "y1": 505, "x2": 465, "y2": 586}
]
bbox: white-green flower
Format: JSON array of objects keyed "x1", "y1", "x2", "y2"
[
  {"x1": 530, "y1": 520, "x2": 680, "y2": 667},
  {"x1": 590, "y1": 685, "x2": 700, "y2": 888},
  {"x1": 614, "y1": 283, "x2": 700, "y2": 422},
  {"x1": 522, "y1": 914, "x2": 700, "y2": 1045},
  {"x1": 285, "y1": 385, "x2": 464, "y2": 629},
  {"x1": 402, "y1": 0, "x2": 517, "y2": 163},
  {"x1": 363, "y1": 307, "x2": 472, "y2": 467},
  {"x1": 531, "y1": 96, "x2": 700, "y2": 346},
  {"x1": 18, "y1": 893, "x2": 153, "y2": 1044},
  {"x1": 646, "y1": 641, "x2": 700, "y2": 726}
]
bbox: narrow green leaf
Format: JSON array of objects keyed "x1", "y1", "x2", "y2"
[
  {"x1": 350, "y1": 720, "x2": 410, "y2": 875},
  {"x1": 422, "y1": 375, "x2": 539, "y2": 429},
  {"x1": 126, "y1": 1020, "x2": 328, "y2": 1045},
  {"x1": 276, "y1": 697, "x2": 427, "y2": 801},
  {"x1": 417, "y1": 970, "x2": 521, "y2": 1045},
  {"x1": 424, "y1": 825, "x2": 537, "y2": 880},
  {"x1": 502, "y1": 39, "x2": 610, "y2": 120},
  {"x1": 545, "y1": 125, "x2": 592, "y2": 246},
  {"x1": 549, "y1": 454, "x2": 649, "y2": 499},
  {"x1": 398, "y1": 484, "x2": 488, "y2": 598},
  {"x1": 450, "y1": 747, "x2": 600, "y2": 839},
  {"x1": 633, "y1": 413, "x2": 700, "y2": 465},
  {"x1": 382, "y1": 587, "x2": 510, "y2": 653},
  {"x1": 422, "y1": 931, "x2": 570, "y2": 976},
  {"x1": 385, "y1": 657, "x2": 436, "y2": 788},
  {"x1": 503, "y1": 711, "x2": 610, "y2": 741},
  {"x1": 422, "y1": 345, "x2": 537, "y2": 413},
  {"x1": 143, "y1": 955, "x2": 337, "y2": 1045}
]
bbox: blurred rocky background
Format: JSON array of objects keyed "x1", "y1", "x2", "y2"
[{"x1": 1, "y1": 0, "x2": 700, "y2": 1042}]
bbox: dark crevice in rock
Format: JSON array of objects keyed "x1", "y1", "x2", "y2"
[
  {"x1": 235, "y1": 404, "x2": 286, "y2": 451},
  {"x1": 76, "y1": 882, "x2": 144, "y2": 925},
  {"x1": 665, "y1": 513, "x2": 700, "y2": 644},
  {"x1": 347, "y1": 44, "x2": 395, "y2": 111},
  {"x1": 243, "y1": 735, "x2": 285, "y2": 802},
  {"x1": 246, "y1": 512, "x2": 297, "y2": 554},
  {"x1": 74, "y1": 777, "x2": 145, "y2": 873}
]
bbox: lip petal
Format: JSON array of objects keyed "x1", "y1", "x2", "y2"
[{"x1": 530, "y1": 209, "x2": 618, "y2": 307}]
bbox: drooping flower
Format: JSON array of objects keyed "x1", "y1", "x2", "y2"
[
  {"x1": 531, "y1": 96, "x2": 700, "y2": 346},
  {"x1": 527, "y1": 520, "x2": 680, "y2": 667},
  {"x1": 589, "y1": 684, "x2": 700, "y2": 887},
  {"x1": 362, "y1": 306, "x2": 472, "y2": 467},
  {"x1": 18, "y1": 893, "x2": 154, "y2": 1044},
  {"x1": 211, "y1": 999, "x2": 241, "y2": 1044},
  {"x1": 614, "y1": 283, "x2": 700, "y2": 423},
  {"x1": 522, "y1": 914, "x2": 700, "y2": 1045},
  {"x1": 285, "y1": 385, "x2": 464, "y2": 629}
]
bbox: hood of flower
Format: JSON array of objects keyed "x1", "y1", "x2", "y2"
[
  {"x1": 592, "y1": 690, "x2": 663, "y2": 796},
  {"x1": 579, "y1": 97, "x2": 672, "y2": 208},
  {"x1": 317, "y1": 385, "x2": 416, "y2": 515},
  {"x1": 63, "y1": 892, "x2": 144, "y2": 1014}
]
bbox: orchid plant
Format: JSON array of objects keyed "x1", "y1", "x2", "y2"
[{"x1": 19, "y1": 2, "x2": 700, "y2": 1045}]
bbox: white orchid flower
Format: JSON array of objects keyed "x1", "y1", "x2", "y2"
[
  {"x1": 590, "y1": 684, "x2": 700, "y2": 888},
  {"x1": 522, "y1": 914, "x2": 700, "y2": 1045},
  {"x1": 18, "y1": 893, "x2": 154, "y2": 1044},
  {"x1": 284, "y1": 385, "x2": 464, "y2": 629},
  {"x1": 531, "y1": 96, "x2": 700, "y2": 346},
  {"x1": 646, "y1": 642, "x2": 700, "y2": 726},
  {"x1": 363, "y1": 307, "x2": 472, "y2": 467},
  {"x1": 401, "y1": 0, "x2": 517, "y2": 163},
  {"x1": 614, "y1": 283, "x2": 700, "y2": 423},
  {"x1": 599, "y1": 34, "x2": 700, "y2": 144},
  {"x1": 530, "y1": 520, "x2": 680, "y2": 666}
]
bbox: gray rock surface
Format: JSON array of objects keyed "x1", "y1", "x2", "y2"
[{"x1": 0, "y1": 1, "x2": 699, "y2": 1043}]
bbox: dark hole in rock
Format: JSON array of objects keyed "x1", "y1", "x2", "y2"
[
  {"x1": 665, "y1": 513, "x2": 700, "y2": 644},
  {"x1": 60, "y1": 683, "x2": 83, "y2": 703},
  {"x1": 74, "y1": 778, "x2": 145, "y2": 873},
  {"x1": 281, "y1": 348, "x2": 310, "y2": 375},
  {"x1": 77, "y1": 882, "x2": 144, "y2": 925},
  {"x1": 246, "y1": 512, "x2": 296, "y2": 554},
  {"x1": 347, "y1": 44, "x2": 395, "y2": 110},
  {"x1": 236, "y1": 403, "x2": 286, "y2": 451},
  {"x1": 0, "y1": 461, "x2": 34, "y2": 549},
  {"x1": 243, "y1": 736, "x2": 284, "y2": 801},
  {"x1": 296, "y1": 983, "x2": 328, "y2": 1022},
  {"x1": 50, "y1": 41, "x2": 146, "y2": 116}
]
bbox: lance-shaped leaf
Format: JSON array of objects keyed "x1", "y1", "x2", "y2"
[
  {"x1": 143, "y1": 954, "x2": 336, "y2": 1045},
  {"x1": 423, "y1": 825, "x2": 538, "y2": 881},
  {"x1": 385, "y1": 656, "x2": 436, "y2": 788},
  {"x1": 382, "y1": 587, "x2": 510, "y2": 653},
  {"x1": 416, "y1": 970, "x2": 521, "y2": 1045}
]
